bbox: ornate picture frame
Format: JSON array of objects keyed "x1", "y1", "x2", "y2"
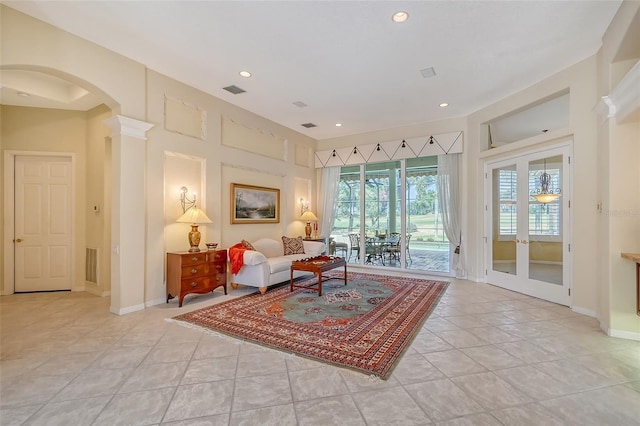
[{"x1": 231, "y1": 183, "x2": 280, "y2": 224}]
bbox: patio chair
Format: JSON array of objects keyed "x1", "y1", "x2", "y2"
[
  {"x1": 365, "y1": 237, "x2": 385, "y2": 265},
  {"x1": 385, "y1": 232, "x2": 402, "y2": 261},
  {"x1": 348, "y1": 233, "x2": 360, "y2": 261}
]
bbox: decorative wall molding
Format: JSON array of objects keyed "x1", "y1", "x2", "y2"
[
  {"x1": 164, "y1": 95, "x2": 207, "y2": 140},
  {"x1": 314, "y1": 131, "x2": 463, "y2": 168},
  {"x1": 104, "y1": 115, "x2": 154, "y2": 140},
  {"x1": 595, "y1": 60, "x2": 640, "y2": 124}
]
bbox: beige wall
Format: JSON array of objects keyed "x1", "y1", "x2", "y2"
[
  {"x1": 596, "y1": 2, "x2": 640, "y2": 337},
  {"x1": 1, "y1": 105, "x2": 88, "y2": 293}
]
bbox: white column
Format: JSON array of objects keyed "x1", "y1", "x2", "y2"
[{"x1": 105, "y1": 115, "x2": 154, "y2": 315}]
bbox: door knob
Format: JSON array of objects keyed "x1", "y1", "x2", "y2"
[
  {"x1": 513, "y1": 239, "x2": 520, "y2": 243},
  {"x1": 522, "y1": 240, "x2": 528, "y2": 244},
  {"x1": 14, "y1": 238, "x2": 23, "y2": 243}
]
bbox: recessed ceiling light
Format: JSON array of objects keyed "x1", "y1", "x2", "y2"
[
  {"x1": 335, "y1": 123, "x2": 342, "y2": 127},
  {"x1": 392, "y1": 11, "x2": 409, "y2": 23},
  {"x1": 439, "y1": 102, "x2": 449, "y2": 108},
  {"x1": 17, "y1": 91, "x2": 30, "y2": 97},
  {"x1": 239, "y1": 71, "x2": 251, "y2": 78}
]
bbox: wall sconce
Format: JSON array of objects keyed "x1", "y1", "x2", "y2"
[
  {"x1": 180, "y1": 186, "x2": 196, "y2": 213},
  {"x1": 300, "y1": 198, "x2": 310, "y2": 216}
]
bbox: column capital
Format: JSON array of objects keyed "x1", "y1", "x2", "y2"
[{"x1": 105, "y1": 115, "x2": 154, "y2": 140}]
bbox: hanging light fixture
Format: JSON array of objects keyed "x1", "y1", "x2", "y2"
[{"x1": 531, "y1": 159, "x2": 561, "y2": 203}]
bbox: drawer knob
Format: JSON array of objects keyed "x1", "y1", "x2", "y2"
[
  {"x1": 191, "y1": 256, "x2": 199, "y2": 262},
  {"x1": 190, "y1": 281, "x2": 198, "y2": 287},
  {"x1": 191, "y1": 268, "x2": 198, "y2": 274}
]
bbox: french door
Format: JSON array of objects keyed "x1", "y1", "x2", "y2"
[{"x1": 485, "y1": 144, "x2": 571, "y2": 305}]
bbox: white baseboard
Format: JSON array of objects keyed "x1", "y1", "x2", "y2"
[
  {"x1": 571, "y1": 305, "x2": 597, "y2": 318},
  {"x1": 84, "y1": 286, "x2": 111, "y2": 297},
  {"x1": 110, "y1": 303, "x2": 145, "y2": 315},
  {"x1": 607, "y1": 328, "x2": 640, "y2": 341},
  {"x1": 145, "y1": 297, "x2": 166, "y2": 308}
]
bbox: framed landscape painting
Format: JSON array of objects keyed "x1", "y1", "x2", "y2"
[{"x1": 231, "y1": 183, "x2": 280, "y2": 224}]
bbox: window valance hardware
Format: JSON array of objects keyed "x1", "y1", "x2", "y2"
[{"x1": 314, "y1": 131, "x2": 463, "y2": 168}]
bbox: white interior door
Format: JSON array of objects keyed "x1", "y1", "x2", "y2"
[
  {"x1": 485, "y1": 145, "x2": 571, "y2": 306},
  {"x1": 15, "y1": 155, "x2": 73, "y2": 292}
]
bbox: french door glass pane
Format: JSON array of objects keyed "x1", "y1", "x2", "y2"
[
  {"x1": 492, "y1": 165, "x2": 517, "y2": 275},
  {"x1": 528, "y1": 155, "x2": 563, "y2": 285}
]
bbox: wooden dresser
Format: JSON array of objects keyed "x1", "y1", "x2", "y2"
[{"x1": 166, "y1": 249, "x2": 227, "y2": 307}]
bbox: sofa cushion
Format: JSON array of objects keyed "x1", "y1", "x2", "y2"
[
  {"x1": 268, "y1": 253, "x2": 311, "y2": 274},
  {"x1": 282, "y1": 236, "x2": 305, "y2": 255},
  {"x1": 252, "y1": 238, "x2": 283, "y2": 259},
  {"x1": 241, "y1": 239, "x2": 255, "y2": 250},
  {"x1": 243, "y1": 250, "x2": 268, "y2": 265}
]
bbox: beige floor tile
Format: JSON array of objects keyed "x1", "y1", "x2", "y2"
[
  {"x1": 450, "y1": 372, "x2": 532, "y2": 410},
  {"x1": 404, "y1": 378, "x2": 484, "y2": 422},
  {"x1": 230, "y1": 404, "x2": 298, "y2": 426},
  {"x1": 424, "y1": 349, "x2": 487, "y2": 377},
  {"x1": 540, "y1": 385, "x2": 640, "y2": 425},
  {"x1": 435, "y1": 412, "x2": 503, "y2": 426},
  {"x1": 21, "y1": 395, "x2": 110, "y2": 426},
  {"x1": 352, "y1": 386, "x2": 431, "y2": 425},
  {"x1": 92, "y1": 387, "x2": 174, "y2": 425},
  {"x1": 491, "y1": 403, "x2": 566, "y2": 426},
  {"x1": 232, "y1": 373, "x2": 292, "y2": 412},
  {"x1": 163, "y1": 381, "x2": 234, "y2": 422},
  {"x1": 295, "y1": 395, "x2": 365, "y2": 426},
  {"x1": 289, "y1": 366, "x2": 348, "y2": 401},
  {"x1": 461, "y1": 345, "x2": 524, "y2": 371}
]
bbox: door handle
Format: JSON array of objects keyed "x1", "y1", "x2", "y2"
[
  {"x1": 513, "y1": 239, "x2": 520, "y2": 243},
  {"x1": 14, "y1": 238, "x2": 23, "y2": 243},
  {"x1": 522, "y1": 240, "x2": 528, "y2": 244}
]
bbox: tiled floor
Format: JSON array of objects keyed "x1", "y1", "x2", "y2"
[{"x1": 1, "y1": 272, "x2": 639, "y2": 425}]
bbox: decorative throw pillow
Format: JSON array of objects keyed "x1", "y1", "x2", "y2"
[
  {"x1": 241, "y1": 239, "x2": 255, "y2": 250},
  {"x1": 282, "y1": 236, "x2": 305, "y2": 255}
]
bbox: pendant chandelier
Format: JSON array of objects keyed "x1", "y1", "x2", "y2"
[{"x1": 531, "y1": 159, "x2": 561, "y2": 203}]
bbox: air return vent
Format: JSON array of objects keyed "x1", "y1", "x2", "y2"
[
  {"x1": 85, "y1": 247, "x2": 98, "y2": 284},
  {"x1": 223, "y1": 85, "x2": 246, "y2": 94},
  {"x1": 301, "y1": 123, "x2": 317, "y2": 128}
]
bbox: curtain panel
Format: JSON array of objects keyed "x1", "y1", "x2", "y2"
[{"x1": 437, "y1": 154, "x2": 465, "y2": 278}]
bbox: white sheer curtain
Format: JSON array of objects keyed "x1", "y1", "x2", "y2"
[
  {"x1": 437, "y1": 154, "x2": 465, "y2": 278},
  {"x1": 317, "y1": 166, "x2": 341, "y2": 239}
]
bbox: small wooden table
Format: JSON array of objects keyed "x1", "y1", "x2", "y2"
[
  {"x1": 621, "y1": 253, "x2": 640, "y2": 316},
  {"x1": 290, "y1": 256, "x2": 347, "y2": 296}
]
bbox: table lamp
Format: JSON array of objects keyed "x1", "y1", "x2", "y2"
[
  {"x1": 300, "y1": 210, "x2": 318, "y2": 239},
  {"x1": 176, "y1": 206, "x2": 212, "y2": 252}
]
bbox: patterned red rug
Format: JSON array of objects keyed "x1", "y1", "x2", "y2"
[{"x1": 172, "y1": 271, "x2": 448, "y2": 379}]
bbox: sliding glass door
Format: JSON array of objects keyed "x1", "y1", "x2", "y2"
[{"x1": 332, "y1": 158, "x2": 451, "y2": 275}]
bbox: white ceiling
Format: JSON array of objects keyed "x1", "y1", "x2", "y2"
[{"x1": 2, "y1": 1, "x2": 621, "y2": 140}]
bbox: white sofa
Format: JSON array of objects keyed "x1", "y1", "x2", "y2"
[{"x1": 230, "y1": 238, "x2": 325, "y2": 294}]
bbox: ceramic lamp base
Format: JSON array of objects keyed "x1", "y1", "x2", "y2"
[{"x1": 188, "y1": 225, "x2": 201, "y2": 252}]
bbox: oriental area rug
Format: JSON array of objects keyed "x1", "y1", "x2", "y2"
[{"x1": 172, "y1": 271, "x2": 448, "y2": 379}]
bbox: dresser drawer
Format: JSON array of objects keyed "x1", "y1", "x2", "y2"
[
  {"x1": 180, "y1": 277, "x2": 210, "y2": 292},
  {"x1": 181, "y1": 263, "x2": 208, "y2": 278},
  {"x1": 209, "y1": 250, "x2": 227, "y2": 262},
  {"x1": 181, "y1": 253, "x2": 207, "y2": 266}
]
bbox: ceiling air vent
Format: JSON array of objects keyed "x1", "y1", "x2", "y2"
[
  {"x1": 223, "y1": 85, "x2": 246, "y2": 94},
  {"x1": 301, "y1": 123, "x2": 317, "y2": 128},
  {"x1": 293, "y1": 101, "x2": 308, "y2": 108}
]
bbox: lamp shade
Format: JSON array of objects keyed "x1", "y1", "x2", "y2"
[
  {"x1": 300, "y1": 211, "x2": 318, "y2": 221},
  {"x1": 176, "y1": 207, "x2": 212, "y2": 224}
]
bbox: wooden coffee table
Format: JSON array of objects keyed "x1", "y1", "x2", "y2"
[{"x1": 290, "y1": 256, "x2": 347, "y2": 296}]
